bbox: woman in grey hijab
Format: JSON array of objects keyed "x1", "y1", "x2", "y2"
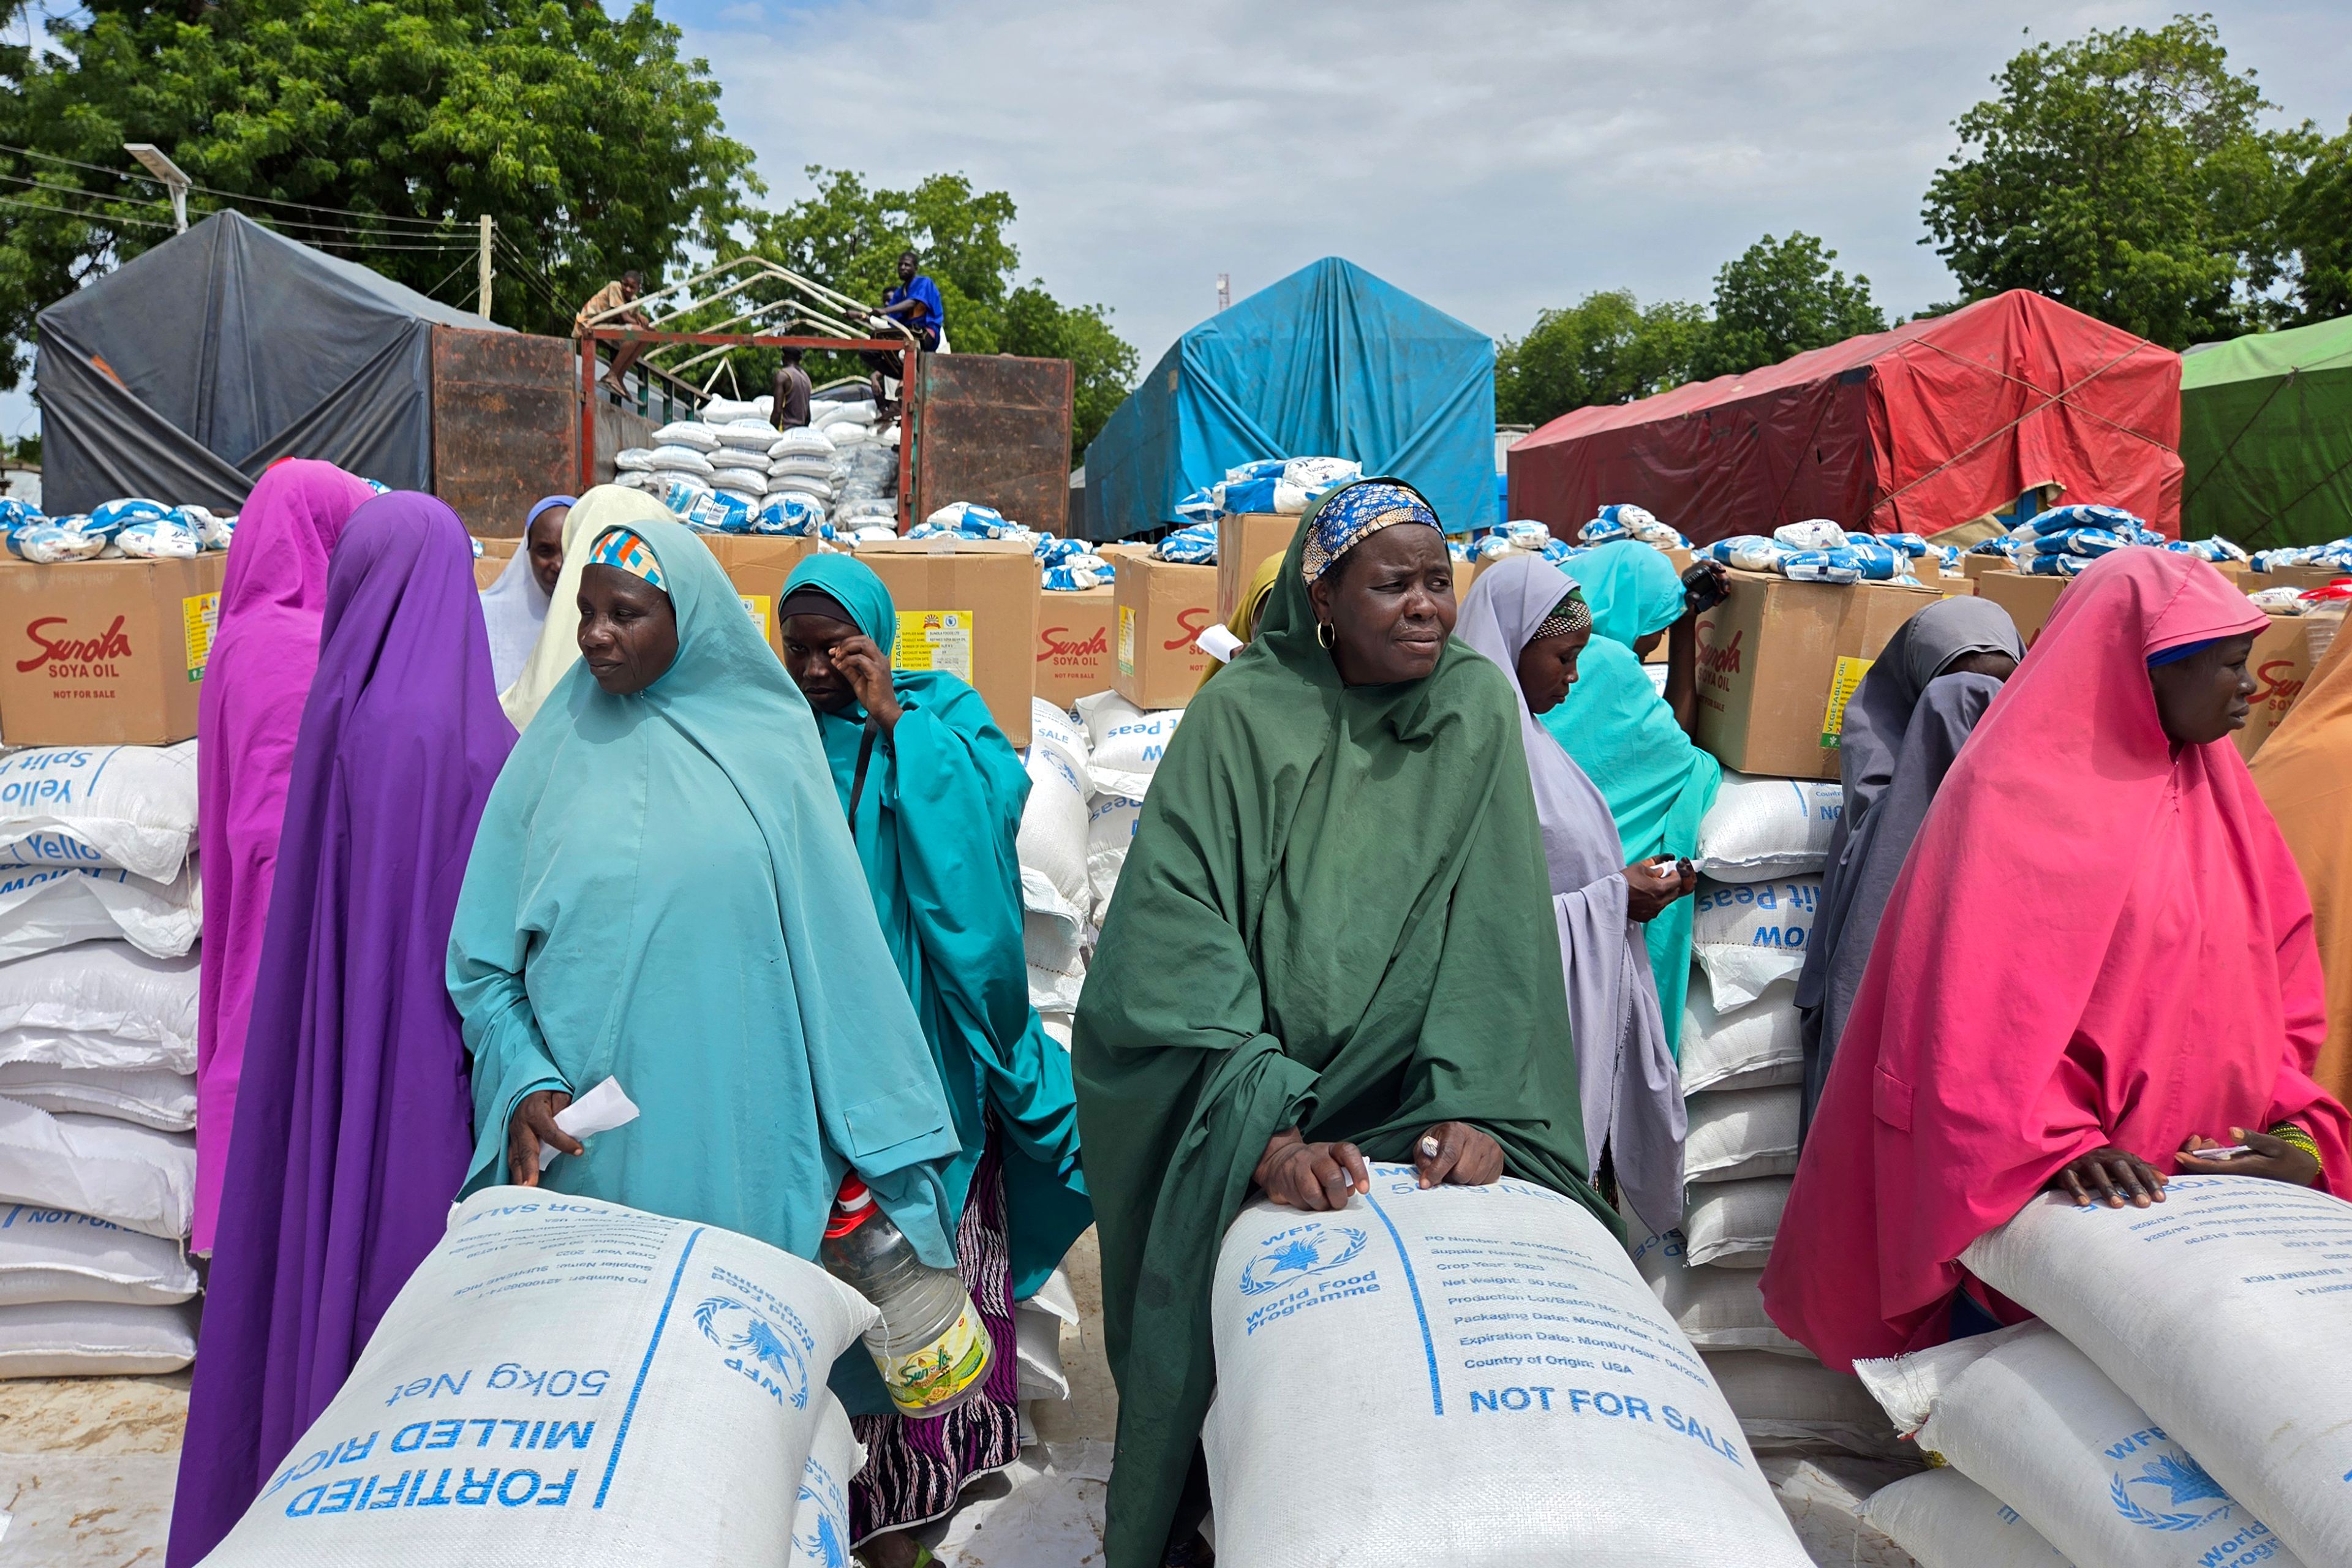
[
  {"x1": 1457, "y1": 554, "x2": 1689, "y2": 1237},
  {"x1": 1795, "y1": 595, "x2": 2026, "y2": 1136}
]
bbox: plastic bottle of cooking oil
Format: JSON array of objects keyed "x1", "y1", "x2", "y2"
[{"x1": 819, "y1": 1176, "x2": 992, "y2": 1418}]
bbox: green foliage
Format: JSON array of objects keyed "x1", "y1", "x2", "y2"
[
  {"x1": 1697, "y1": 233, "x2": 1885, "y2": 379},
  {"x1": 0, "y1": 0, "x2": 758, "y2": 390},
  {"x1": 2280, "y1": 123, "x2": 2352, "y2": 323},
  {"x1": 1496, "y1": 290, "x2": 1708, "y2": 425},
  {"x1": 1920, "y1": 15, "x2": 2313, "y2": 347}
]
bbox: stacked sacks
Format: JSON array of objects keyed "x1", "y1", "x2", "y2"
[
  {"x1": 2, "y1": 497, "x2": 235, "y2": 561},
  {"x1": 1635, "y1": 769, "x2": 1901, "y2": 1460},
  {"x1": 1578, "y1": 503, "x2": 1690, "y2": 549},
  {"x1": 1698, "y1": 522, "x2": 1921, "y2": 585},
  {"x1": 2251, "y1": 537, "x2": 2352, "y2": 575},
  {"x1": 1153, "y1": 523, "x2": 1217, "y2": 564},
  {"x1": 1017, "y1": 701, "x2": 1093, "y2": 1022},
  {"x1": 1072, "y1": 692, "x2": 1182, "y2": 926},
  {"x1": 1036, "y1": 535, "x2": 1114, "y2": 592},
  {"x1": 1174, "y1": 456, "x2": 1360, "y2": 524},
  {"x1": 1474, "y1": 518, "x2": 1579, "y2": 565},
  {"x1": 767, "y1": 426, "x2": 839, "y2": 513},
  {"x1": 0, "y1": 742, "x2": 203, "y2": 1376}
]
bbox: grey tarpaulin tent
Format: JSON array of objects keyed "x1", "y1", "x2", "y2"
[{"x1": 35, "y1": 210, "x2": 505, "y2": 514}]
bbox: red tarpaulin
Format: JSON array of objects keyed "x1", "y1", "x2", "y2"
[{"x1": 1507, "y1": 289, "x2": 2182, "y2": 544}]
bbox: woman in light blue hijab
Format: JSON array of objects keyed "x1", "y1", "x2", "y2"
[
  {"x1": 1537, "y1": 540, "x2": 1720, "y2": 1055},
  {"x1": 446, "y1": 499, "x2": 960, "y2": 1266}
]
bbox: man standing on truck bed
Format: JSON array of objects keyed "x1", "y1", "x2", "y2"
[
  {"x1": 866, "y1": 249, "x2": 944, "y2": 426},
  {"x1": 772, "y1": 346, "x2": 812, "y2": 431}
]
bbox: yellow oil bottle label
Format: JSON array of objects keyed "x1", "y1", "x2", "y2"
[{"x1": 878, "y1": 1297, "x2": 990, "y2": 1414}]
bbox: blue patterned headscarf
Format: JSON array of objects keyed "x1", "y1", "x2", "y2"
[
  {"x1": 1300, "y1": 478, "x2": 1442, "y2": 584},
  {"x1": 589, "y1": 526, "x2": 666, "y2": 590}
]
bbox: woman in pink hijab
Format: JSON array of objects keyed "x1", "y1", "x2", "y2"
[
  {"x1": 1763, "y1": 548, "x2": 2350, "y2": 1371},
  {"x1": 194, "y1": 459, "x2": 375, "y2": 1253}
]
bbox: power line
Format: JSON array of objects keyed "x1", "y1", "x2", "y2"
[
  {"x1": 418, "y1": 254, "x2": 478, "y2": 303},
  {"x1": 0, "y1": 192, "x2": 173, "y2": 230},
  {"x1": 0, "y1": 141, "x2": 462, "y2": 232}
]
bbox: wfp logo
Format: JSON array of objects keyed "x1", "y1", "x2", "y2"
[
  {"x1": 694, "y1": 1296, "x2": 812, "y2": 1409},
  {"x1": 793, "y1": 1458, "x2": 851, "y2": 1567},
  {"x1": 1238, "y1": 1222, "x2": 1367, "y2": 1296},
  {"x1": 19, "y1": 616, "x2": 132, "y2": 674},
  {"x1": 2106, "y1": 1449, "x2": 2236, "y2": 1532}
]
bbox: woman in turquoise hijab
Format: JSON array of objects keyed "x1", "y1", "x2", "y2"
[
  {"x1": 446, "y1": 499, "x2": 961, "y2": 1272},
  {"x1": 1538, "y1": 539, "x2": 1723, "y2": 1053},
  {"x1": 780, "y1": 552, "x2": 1090, "y2": 1564}
]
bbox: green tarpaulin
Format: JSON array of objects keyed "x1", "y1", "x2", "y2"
[{"x1": 2180, "y1": 314, "x2": 2352, "y2": 550}]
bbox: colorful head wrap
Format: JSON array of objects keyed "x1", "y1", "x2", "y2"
[
  {"x1": 1300, "y1": 478, "x2": 1441, "y2": 584},
  {"x1": 589, "y1": 526, "x2": 666, "y2": 590},
  {"x1": 1531, "y1": 588, "x2": 1593, "y2": 644}
]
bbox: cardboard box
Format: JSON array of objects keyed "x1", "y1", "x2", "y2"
[
  {"x1": 1961, "y1": 554, "x2": 2013, "y2": 581},
  {"x1": 1035, "y1": 587, "x2": 1115, "y2": 708},
  {"x1": 2248, "y1": 563, "x2": 2347, "y2": 592},
  {"x1": 1215, "y1": 513, "x2": 1303, "y2": 623},
  {"x1": 473, "y1": 554, "x2": 508, "y2": 591},
  {"x1": 1692, "y1": 571, "x2": 1943, "y2": 779},
  {"x1": 0, "y1": 555, "x2": 229, "y2": 746},
  {"x1": 473, "y1": 536, "x2": 519, "y2": 559},
  {"x1": 852, "y1": 538, "x2": 1039, "y2": 745},
  {"x1": 2237, "y1": 612, "x2": 2320, "y2": 760},
  {"x1": 1114, "y1": 556, "x2": 1216, "y2": 709},
  {"x1": 1972, "y1": 571, "x2": 2068, "y2": 645},
  {"x1": 1931, "y1": 574, "x2": 1976, "y2": 598},
  {"x1": 698, "y1": 535, "x2": 818, "y2": 658},
  {"x1": 1451, "y1": 557, "x2": 1477, "y2": 601}
]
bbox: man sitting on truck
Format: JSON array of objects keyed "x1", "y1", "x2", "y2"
[
  {"x1": 575, "y1": 270, "x2": 651, "y2": 395},
  {"x1": 865, "y1": 250, "x2": 944, "y2": 425}
]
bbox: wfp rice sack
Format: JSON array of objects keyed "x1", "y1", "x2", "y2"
[
  {"x1": 1863, "y1": 1469, "x2": 2071, "y2": 1568},
  {"x1": 1694, "y1": 772, "x2": 1842, "y2": 882},
  {"x1": 1680, "y1": 978, "x2": 1803, "y2": 1095},
  {"x1": 1682, "y1": 1176, "x2": 1790, "y2": 1270},
  {"x1": 1684, "y1": 1087, "x2": 1801, "y2": 1184},
  {"x1": 1856, "y1": 1321, "x2": 2305, "y2": 1568},
  {"x1": 1631, "y1": 1227, "x2": 1808, "y2": 1355},
  {"x1": 1022, "y1": 903, "x2": 1085, "y2": 1016},
  {"x1": 1086, "y1": 795, "x2": 1143, "y2": 917},
  {"x1": 198, "y1": 1189, "x2": 877, "y2": 1565},
  {"x1": 786, "y1": 1396, "x2": 861, "y2": 1568},
  {"x1": 0, "y1": 860, "x2": 200, "y2": 962},
  {"x1": 0, "y1": 1063, "x2": 193, "y2": 1129},
  {"x1": 1763, "y1": 1457, "x2": 1926, "y2": 1568},
  {"x1": 1703, "y1": 1350, "x2": 1900, "y2": 1458},
  {"x1": 0, "y1": 1203, "x2": 197, "y2": 1305},
  {"x1": 0, "y1": 1298, "x2": 196, "y2": 1376},
  {"x1": 1019, "y1": 700, "x2": 1093, "y2": 921},
  {"x1": 0, "y1": 945, "x2": 196, "y2": 1074},
  {"x1": 0, "y1": 741, "x2": 198, "y2": 882},
  {"x1": 1073, "y1": 692, "x2": 1183, "y2": 800},
  {"x1": 1204, "y1": 1166, "x2": 1812, "y2": 1567},
  {"x1": 1691, "y1": 877, "x2": 1819, "y2": 1011},
  {"x1": 0, "y1": 1099, "x2": 192, "y2": 1238},
  {"x1": 1962, "y1": 1178, "x2": 2352, "y2": 1566}
]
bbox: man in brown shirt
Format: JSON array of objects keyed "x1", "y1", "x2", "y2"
[
  {"x1": 771, "y1": 347, "x2": 812, "y2": 431},
  {"x1": 574, "y1": 270, "x2": 650, "y2": 392}
]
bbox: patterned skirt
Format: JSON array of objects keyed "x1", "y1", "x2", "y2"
[{"x1": 850, "y1": 1132, "x2": 1021, "y2": 1544}]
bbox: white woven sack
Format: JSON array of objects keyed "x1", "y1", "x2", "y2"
[
  {"x1": 1691, "y1": 876, "x2": 1820, "y2": 1011},
  {"x1": 1680, "y1": 978, "x2": 1803, "y2": 1094},
  {"x1": 1704, "y1": 1350, "x2": 1899, "y2": 1458},
  {"x1": 769, "y1": 429, "x2": 835, "y2": 461},
  {"x1": 0, "y1": 1202, "x2": 197, "y2": 1305},
  {"x1": 786, "y1": 1395, "x2": 862, "y2": 1568},
  {"x1": 1015, "y1": 1268, "x2": 1079, "y2": 1401},
  {"x1": 614, "y1": 448, "x2": 656, "y2": 472},
  {"x1": 767, "y1": 456, "x2": 836, "y2": 481},
  {"x1": 708, "y1": 447, "x2": 770, "y2": 473},
  {"x1": 812, "y1": 402, "x2": 876, "y2": 430},
  {"x1": 1019, "y1": 701, "x2": 1093, "y2": 921},
  {"x1": 1862, "y1": 1469, "x2": 2071, "y2": 1568},
  {"x1": 714, "y1": 418, "x2": 778, "y2": 451},
  {"x1": 0, "y1": 1298, "x2": 195, "y2": 1376},
  {"x1": 0, "y1": 1099, "x2": 192, "y2": 1238},
  {"x1": 1023, "y1": 905, "x2": 1085, "y2": 1016},
  {"x1": 1695, "y1": 772, "x2": 1842, "y2": 882},
  {"x1": 201, "y1": 1190, "x2": 877, "y2": 1564},
  {"x1": 0, "y1": 741, "x2": 198, "y2": 881},
  {"x1": 1684, "y1": 1087, "x2": 1801, "y2": 1183},
  {"x1": 650, "y1": 421, "x2": 720, "y2": 452},
  {"x1": 0, "y1": 944, "x2": 197, "y2": 1074},
  {"x1": 646, "y1": 445, "x2": 717, "y2": 477},
  {"x1": 0, "y1": 1063, "x2": 192, "y2": 1129},
  {"x1": 770, "y1": 475, "x2": 835, "y2": 500},
  {"x1": 1631, "y1": 1226, "x2": 1808, "y2": 1354},
  {"x1": 1681, "y1": 1176, "x2": 1789, "y2": 1269},
  {"x1": 1206, "y1": 1170, "x2": 1811, "y2": 1567},
  {"x1": 1856, "y1": 1321, "x2": 2307, "y2": 1568},
  {"x1": 619, "y1": 470, "x2": 668, "y2": 496},
  {"x1": 1073, "y1": 692, "x2": 1183, "y2": 799},
  {"x1": 1086, "y1": 795, "x2": 1143, "y2": 916},
  {"x1": 699, "y1": 398, "x2": 769, "y2": 426},
  {"x1": 1963, "y1": 1178, "x2": 2352, "y2": 1566}
]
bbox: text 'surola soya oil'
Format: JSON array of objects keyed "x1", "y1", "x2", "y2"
[{"x1": 820, "y1": 1177, "x2": 992, "y2": 1417}]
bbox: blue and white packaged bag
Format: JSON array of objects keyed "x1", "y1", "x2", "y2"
[
  {"x1": 2027, "y1": 528, "x2": 2128, "y2": 557},
  {"x1": 1781, "y1": 549, "x2": 1865, "y2": 584},
  {"x1": 924, "y1": 502, "x2": 1012, "y2": 538},
  {"x1": 1966, "y1": 537, "x2": 2014, "y2": 557},
  {"x1": 1282, "y1": 456, "x2": 1359, "y2": 491},
  {"x1": 754, "y1": 494, "x2": 828, "y2": 537},
  {"x1": 1705, "y1": 535, "x2": 1792, "y2": 573},
  {"x1": 1579, "y1": 516, "x2": 1632, "y2": 545},
  {"x1": 1774, "y1": 519, "x2": 1847, "y2": 551},
  {"x1": 1881, "y1": 533, "x2": 1929, "y2": 558},
  {"x1": 2023, "y1": 552, "x2": 2092, "y2": 578},
  {"x1": 2014, "y1": 503, "x2": 2142, "y2": 540},
  {"x1": 6, "y1": 524, "x2": 106, "y2": 564},
  {"x1": 1222, "y1": 458, "x2": 1288, "y2": 484},
  {"x1": 118, "y1": 516, "x2": 202, "y2": 560},
  {"x1": 1153, "y1": 524, "x2": 1217, "y2": 564},
  {"x1": 1174, "y1": 486, "x2": 1219, "y2": 524},
  {"x1": 1041, "y1": 556, "x2": 1114, "y2": 592},
  {"x1": 1936, "y1": 545, "x2": 1962, "y2": 572},
  {"x1": 0, "y1": 499, "x2": 44, "y2": 533}
]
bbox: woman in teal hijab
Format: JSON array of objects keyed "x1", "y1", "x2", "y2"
[
  {"x1": 780, "y1": 553, "x2": 1090, "y2": 1561},
  {"x1": 447, "y1": 499, "x2": 961, "y2": 1270},
  {"x1": 1538, "y1": 540, "x2": 1722, "y2": 1053}
]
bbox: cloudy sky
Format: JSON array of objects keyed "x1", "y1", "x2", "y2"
[{"x1": 7, "y1": 0, "x2": 2350, "y2": 446}]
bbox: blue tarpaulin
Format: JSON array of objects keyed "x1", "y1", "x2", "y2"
[{"x1": 1080, "y1": 257, "x2": 1495, "y2": 541}]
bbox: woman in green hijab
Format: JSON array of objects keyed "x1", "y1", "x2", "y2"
[
  {"x1": 1537, "y1": 539, "x2": 1723, "y2": 1054},
  {"x1": 780, "y1": 553, "x2": 1091, "y2": 1564},
  {"x1": 1074, "y1": 479, "x2": 1612, "y2": 1568}
]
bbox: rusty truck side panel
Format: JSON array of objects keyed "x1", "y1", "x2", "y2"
[
  {"x1": 431, "y1": 327, "x2": 578, "y2": 536},
  {"x1": 909, "y1": 354, "x2": 1074, "y2": 536}
]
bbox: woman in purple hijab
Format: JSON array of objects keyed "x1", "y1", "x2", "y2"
[{"x1": 168, "y1": 493, "x2": 517, "y2": 1566}]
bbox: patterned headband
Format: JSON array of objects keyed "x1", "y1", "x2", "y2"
[
  {"x1": 1300, "y1": 480, "x2": 1442, "y2": 584},
  {"x1": 589, "y1": 527, "x2": 665, "y2": 590},
  {"x1": 1532, "y1": 589, "x2": 1592, "y2": 644}
]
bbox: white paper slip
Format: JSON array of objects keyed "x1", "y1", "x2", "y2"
[
  {"x1": 1197, "y1": 623, "x2": 1242, "y2": 663},
  {"x1": 537, "y1": 1077, "x2": 640, "y2": 1173}
]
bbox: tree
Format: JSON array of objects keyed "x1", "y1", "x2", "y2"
[
  {"x1": 733, "y1": 168, "x2": 1136, "y2": 458},
  {"x1": 1697, "y1": 233, "x2": 1885, "y2": 378},
  {"x1": 2280, "y1": 123, "x2": 2352, "y2": 323},
  {"x1": 0, "y1": 0, "x2": 757, "y2": 390},
  {"x1": 1495, "y1": 290, "x2": 1708, "y2": 426},
  {"x1": 1920, "y1": 15, "x2": 2313, "y2": 347}
]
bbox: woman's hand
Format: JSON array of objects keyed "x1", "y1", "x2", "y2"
[
  {"x1": 1679, "y1": 560, "x2": 1730, "y2": 618},
  {"x1": 1622, "y1": 858, "x2": 1697, "y2": 922},
  {"x1": 1414, "y1": 1122, "x2": 1504, "y2": 1189},
  {"x1": 827, "y1": 635, "x2": 904, "y2": 732},
  {"x1": 507, "y1": 1089, "x2": 583, "y2": 1188},
  {"x1": 1253, "y1": 1128, "x2": 1369, "y2": 1211},
  {"x1": 2176, "y1": 1128, "x2": 2323, "y2": 1188},
  {"x1": 2048, "y1": 1145, "x2": 2166, "y2": 1208}
]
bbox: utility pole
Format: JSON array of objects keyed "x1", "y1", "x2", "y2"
[
  {"x1": 477, "y1": 216, "x2": 496, "y2": 321},
  {"x1": 1216, "y1": 273, "x2": 1231, "y2": 311},
  {"x1": 123, "y1": 144, "x2": 190, "y2": 233}
]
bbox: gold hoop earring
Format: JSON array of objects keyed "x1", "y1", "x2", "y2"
[{"x1": 1316, "y1": 622, "x2": 1336, "y2": 650}]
